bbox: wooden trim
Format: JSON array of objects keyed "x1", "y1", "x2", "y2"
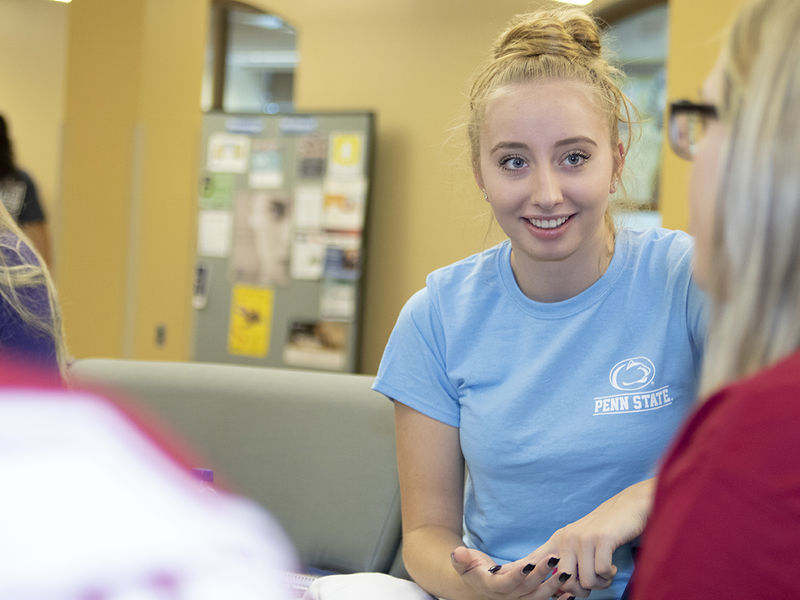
[
  {"x1": 210, "y1": 2, "x2": 227, "y2": 110},
  {"x1": 214, "y1": 0, "x2": 263, "y2": 14}
]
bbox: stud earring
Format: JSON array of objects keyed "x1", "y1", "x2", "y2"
[{"x1": 482, "y1": 190, "x2": 488, "y2": 201}]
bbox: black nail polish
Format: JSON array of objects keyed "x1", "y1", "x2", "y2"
[
  {"x1": 522, "y1": 563, "x2": 535, "y2": 575},
  {"x1": 558, "y1": 572, "x2": 572, "y2": 583},
  {"x1": 568, "y1": 597, "x2": 576, "y2": 600},
  {"x1": 488, "y1": 564, "x2": 501, "y2": 574},
  {"x1": 547, "y1": 557, "x2": 560, "y2": 568}
]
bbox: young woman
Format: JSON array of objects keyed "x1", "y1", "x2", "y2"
[
  {"x1": 373, "y1": 7, "x2": 705, "y2": 600},
  {"x1": 632, "y1": 0, "x2": 800, "y2": 597}
]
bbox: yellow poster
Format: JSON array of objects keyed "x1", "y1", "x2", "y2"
[
  {"x1": 329, "y1": 132, "x2": 364, "y2": 176},
  {"x1": 227, "y1": 285, "x2": 273, "y2": 357}
]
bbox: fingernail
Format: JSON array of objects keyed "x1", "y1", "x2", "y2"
[
  {"x1": 450, "y1": 552, "x2": 456, "y2": 562},
  {"x1": 488, "y1": 564, "x2": 501, "y2": 574},
  {"x1": 521, "y1": 563, "x2": 535, "y2": 575},
  {"x1": 547, "y1": 557, "x2": 560, "y2": 568},
  {"x1": 568, "y1": 597, "x2": 576, "y2": 600},
  {"x1": 558, "y1": 572, "x2": 572, "y2": 583}
]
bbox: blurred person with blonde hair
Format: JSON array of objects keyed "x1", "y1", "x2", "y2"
[
  {"x1": 0, "y1": 196, "x2": 66, "y2": 375},
  {"x1": 632, "y1": 0, "x2": 800, "y2": 596}
]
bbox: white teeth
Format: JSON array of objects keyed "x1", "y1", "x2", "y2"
[{"x1": 529, "y1": 216, "x2": 569, "y2": 229}]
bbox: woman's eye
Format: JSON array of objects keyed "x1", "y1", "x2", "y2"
[
  {"x1": 500, "y1": 156, "x2": 527, "y2": 170},
  {"x1": 564, "y1": 151, "x2": 590, "y2": 167}
]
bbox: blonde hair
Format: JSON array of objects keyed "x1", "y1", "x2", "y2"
[
  {"x1": 0, "y1": 202, "x2": 67, "y2": 377},
  {"x1": 467, "y1": 6, "x2": 634, "y2": 234},
  {"x1": 700, "y1": 0, "x2": 800, "y2": 396}
]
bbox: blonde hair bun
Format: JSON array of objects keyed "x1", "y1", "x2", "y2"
[{"x1": 493, "y1": 8, "x2": 603, "y2": 63}]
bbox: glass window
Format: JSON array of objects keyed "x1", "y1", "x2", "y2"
[
  {"x1": 202, "y1": 3, "x2": 297, "y2": 114},
  {"x1": 603, "y1": 3, "x2": 668, "y2": 227}
]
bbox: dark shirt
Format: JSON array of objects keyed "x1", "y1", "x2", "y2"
[{"x1": 0, "y1": 169, "x2": 46, "y2": 225}]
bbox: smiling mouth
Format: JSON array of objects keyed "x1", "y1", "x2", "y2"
[{"x1": 526, "y1": 215, "x2": 572, "y2": 229}]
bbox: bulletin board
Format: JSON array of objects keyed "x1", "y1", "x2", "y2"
[{"x1": 191, "y1": 112, "x2": 374, "y2": 373}]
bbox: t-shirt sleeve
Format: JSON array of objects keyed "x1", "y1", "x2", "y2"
[
  {"x1": 372, "y1": 287, "x2": 461, "y2": 427},
  {"x1": 17, "y1": 171, "x2": 46, "y2": 225},
  {"x1": 686, "y1": 277, "x2": 707, "y2": 368}
]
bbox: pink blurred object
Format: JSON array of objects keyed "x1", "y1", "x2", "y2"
[{"x1": 0, "y1": 366, "x2": 298, "y2": 599}]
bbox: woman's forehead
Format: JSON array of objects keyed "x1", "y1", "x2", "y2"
[{"x1": 481, "y1": 80, "x2": 611, "y2": 141}]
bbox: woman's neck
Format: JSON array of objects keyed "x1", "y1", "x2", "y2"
[{"x1": 510, "y1": 229, "x2": 615, "y2": 303}]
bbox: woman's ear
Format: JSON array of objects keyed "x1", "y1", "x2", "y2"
[{"x1": 474, "y1": 169, "x2": 488, "y2": 201}]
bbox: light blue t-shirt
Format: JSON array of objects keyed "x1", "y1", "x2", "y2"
[{"x1": 373, "y1": 228, "x2": 706, "y2": 599}]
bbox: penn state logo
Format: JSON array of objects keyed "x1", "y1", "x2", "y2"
[{"x1": 609, "y1": 357, "x2": 656, "y2": 391}]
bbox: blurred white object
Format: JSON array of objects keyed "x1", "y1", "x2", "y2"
[
  {"x1": 304, "y1": 572, "x2": 435, "y2": 600},
  {"x1": 0, "y1": 382, "x2": 298, "y2": 600}
]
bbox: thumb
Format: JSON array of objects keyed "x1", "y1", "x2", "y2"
[{"x1": 451, "y1": 546, "x2": 493, "y2": 575}]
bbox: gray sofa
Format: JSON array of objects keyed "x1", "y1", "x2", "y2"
[{"x1": 70, "y1": 358, "x2": 407, "y2": 578}]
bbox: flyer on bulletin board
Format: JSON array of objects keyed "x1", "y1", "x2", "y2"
[
  {"x1": 230, "y1": 191, "x2": 292, "y2": 287},
  {"x1": 199, "y1": 173, "x2": 235, "y2": 210},
  {"x1": 290, "y1": 230, "x2": 326, "y2": 281},
  {"x1": 207, "y1": 133, "x2": 251, "y2": 173},
  {"x1": 227, "y1": 285, "x2": 274, "y2": 357},
  {"x1": 328, "y1": 132, "x2": 365, "y2": 177},
  {"x1": 321, "y1": 177, "x2": 367, "y2": 231},
  {"x1": 296, "y1": 136, "x2": 328, "y2": 180},
  {"x1": 197, "y1": 209, "x2": 233, "y2": 258},
  {"x1": 283, "y1": 319, "x2": 348, "y2": 371},
  {"x1": 248, "y1": 139, "x2": 284, "y2": 189}
]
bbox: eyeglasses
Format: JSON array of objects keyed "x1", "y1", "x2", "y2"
[{"x1": 668, "y1": 100, "x2": 718, "y2": 160}]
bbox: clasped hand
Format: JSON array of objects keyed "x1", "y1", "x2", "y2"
[
  {"x1": 450, "y1": 546, "x2": 578, "y2": 600},
  {"x1": 450, "y1": 481, "x2": 651, "y2": 598}
]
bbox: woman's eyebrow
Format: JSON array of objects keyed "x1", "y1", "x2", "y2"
[
  {"x1": 555, "y1": 136, "x2": 597, "y2": 148},
  {"x1": 489, "y1": 136, "x2": 597, "y2": 154},
  {"x1": 489, "y1": 141, "x2": 529, "y2": 154}
]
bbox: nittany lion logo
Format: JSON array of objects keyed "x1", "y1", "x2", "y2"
[{"x1": 609, "y1": 357, "x2": 656, "y2": 391}]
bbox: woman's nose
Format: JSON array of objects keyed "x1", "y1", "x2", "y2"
[{"x1": 530, "y1": 169, "x2": 563, "y2": 209}]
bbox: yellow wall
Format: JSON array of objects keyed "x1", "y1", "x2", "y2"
[
  {"x1": 660, "y1": 0, "x2": 744, "y2": 230},
  {"x1": 16, "y1": 0, "x2": 747, "y2": 374},
  {"x1": 59, "y1": 0, "x2": 207, "y2": 360},
  {"x1": 0, "y1": 0, "x2": 67, "y2": 262}
]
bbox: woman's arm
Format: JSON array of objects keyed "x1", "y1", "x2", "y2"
[
  {"x1": 395, "y1": 402, "x2": 572, "y2": 600},
  {"x1": 395, "y1": 401, "x2": 477, "y2": 598}
]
